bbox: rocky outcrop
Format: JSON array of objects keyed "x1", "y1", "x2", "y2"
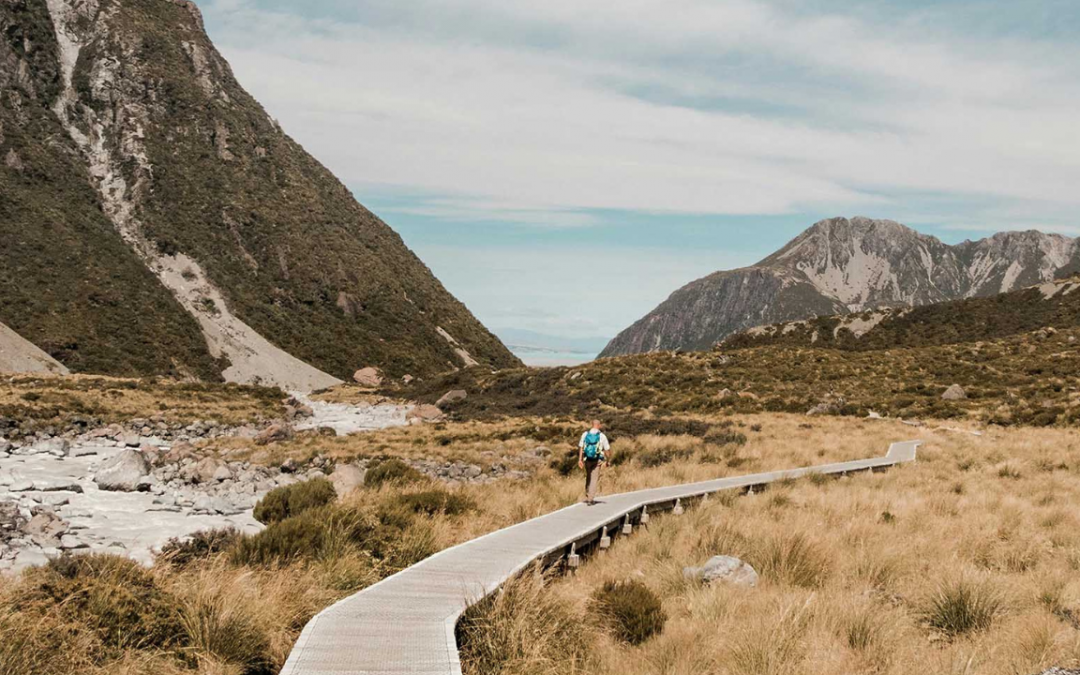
[
  {"x1": 603, "y1": 217, "x2": 1080, "y2": 356},
  {"x1": 683, "y1": 555, "x2": 758, "y2": 587}
]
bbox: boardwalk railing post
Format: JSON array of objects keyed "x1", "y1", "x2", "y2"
[
  {"x1": 567, "y1": 542, "x2": 580, "y2": 570},
  {"x1": 599, "y1": 526, "x2": 611, "y2": 549},
  {"x1": 622, "y1": 514, "x2": 632, "y2": 535},
  {"x1": 640, "y1": 505, "x2": 649, "y2": 524},
  {"x1": 673, "y1": 498, "x2": 683, "y2": 515}
]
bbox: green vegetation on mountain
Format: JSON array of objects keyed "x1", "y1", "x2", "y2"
[
  {"x1": 723, "y1": 278, "x2": 1080, "y2": 352},
  {"x1": 0, "y1": 0, "x2": 518, "y2": 381},
  {"x1": 0, "y1": 0, "x2": 222, "y2": 379}
]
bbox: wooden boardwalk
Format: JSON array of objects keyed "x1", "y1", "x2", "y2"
[{"x1": 280, "y1": 440, "x2": 920, "y2": 675}]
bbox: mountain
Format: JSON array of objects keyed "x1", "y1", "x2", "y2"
[
  {"x1": 600, "y1": 217, "x2": 1080, "y2": 356},
  {"x1": 0, "y1": 0, "x2": 518, "y2": 388},
  {"x1": 724, "y1": 276, "x2": 1080, "y2": 351}
]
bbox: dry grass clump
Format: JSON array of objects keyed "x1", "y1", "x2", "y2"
[
  {"x1": 158, "y1": 528, "x2": 243, "y2": 568},
  {"x1": 921, "y1": 576, "x2": 1005, "y2": 638},
  {"x1": 252, "y1": 478, "x2": 337, "y2": 524},
  {"x1": 457, "y1": 571, "x2": 588, "y2": 675}
]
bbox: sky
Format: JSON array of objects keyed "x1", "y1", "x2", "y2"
[{"x1": 199, "y1": 0, "x2": 1080, "y2": 345}]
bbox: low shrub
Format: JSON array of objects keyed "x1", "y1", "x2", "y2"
[
  {"x1": 705, "y1": 428, "x2": 748, "y2": 447},
  {"x1": 589, "y1": 579, "x2": 667, "y2": 645},
  {"x1": 365, "y1": 459, "x2": 426, "y2": 488},
  {"x1": 232, "y1": 513, "x2": 328, "y2": 566},
  {"x1": 158, "y1": 527, "x2": 241, "y2": 567},
  {"x1": 636, "y1": 445, "x2": 694, "y2": 468},
  {"x1": 26, "y1": 554, "x2": 186, "y2": 655},
  {"x1": 253, "y1": 478, "x2": 337, "y2": 524},
  {"x1": 394, "y1": 489, "x2": 476, "y2": 516},
  {"x1": 922, "y1": 577, "x2": 1004, "y2": 637}
]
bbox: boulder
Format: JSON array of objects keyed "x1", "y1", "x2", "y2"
[
  {"x1": 24, "y1": 510, "x2": 66, "y2": 546},
  {"x1": 94, "y1": 449, "x2": 151, "y2": 491},
  {"x1": 406, "y1": 404, "x2": 444, "y2": 423},
  {"x1": 36, "y1": 438, "x2": 70, "y2": 455},
  {"x1": 193, "y1": 457, "x2": 225, "y2": 483},
  {"x1": 330, "y1": 464, "x2": 366, "y2": 496},
  {"x1": 436, "y1": 389, "x2": 468, "y2": 409},
  {"x1": 683, "y1": 555, "x2": 758, "y2": 587},
  {"x1": 807, "y1": 394, "x2": 845, "y2": 416},
  {"x1": 284, "y1": 396, "x2": 315, "y2": 419},
  {"x1": 402, "y1": 374, "x2": 414, "y2": 385},
  {"x1": 942, "y1": 384, "x2": 967, "y2": 401},
  {"x1": 353, "y1": 367, "x2": 384, "y2": 388},
  {"x1": 254, "y1": 424, "x2": 293, "y2": 446},
  {"x1": 716, "y1": 388, "x2": 733, "y2": 400}
]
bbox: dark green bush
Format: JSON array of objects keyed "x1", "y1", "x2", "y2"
[
  {"x1": 158, "y1": 527, "x2": 241, "y2": 567},
  {"x1": 589, "y1": 579, "x2": 667, "y2": 645},
  {"x1": 704, "y1": 428, "x2": 747, "y2": 447},
  {"x1": 252, "y1": 478, "x2": 336, "y2": 524},
  {"x1": 365, "y1": 459, "x2": 426, "y2": 488},
  {"x1": 232, "y1": 513, "x2": 328, "y2": 566},
  {"x1": 394, "y1": 489, "x2": 476, "y2": 516}
]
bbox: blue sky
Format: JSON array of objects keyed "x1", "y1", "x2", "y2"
[{"x1": 200, "y1": 0, "x2": 1080, "y2": 342}]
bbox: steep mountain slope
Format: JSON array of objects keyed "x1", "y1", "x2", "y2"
[
  {"x1": 0, "y1": 0, "x2": 518, "y2": 386},
  {"x1": 602, "y1": 217, "x2": 1080, "y2": 356},
  {"x1": 724, "y1": 277, "x2": 1080, "y2": 351}
]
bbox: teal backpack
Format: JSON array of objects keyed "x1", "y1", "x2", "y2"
[{"x1": 583, "y1": 430, "x2": 603, "y2": 460}]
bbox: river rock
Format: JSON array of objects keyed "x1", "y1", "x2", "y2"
[
  {"x1": 254, "y1": 424, "x2": 293, "y2": 446},
  {"x1": 94, "y1": 449, "x2": 151, "y2": 491},
  {"x1": 330, "y1": 464, "x2": 366, "y2": 496},
  {"x1": 684, "y1": 555, "x2": 758, "y2": 587}
]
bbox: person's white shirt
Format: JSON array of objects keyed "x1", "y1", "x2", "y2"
[{"x1": 579, "y1": 430, "x2": 610, "y2": 453}]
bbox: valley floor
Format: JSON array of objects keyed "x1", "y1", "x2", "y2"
[{"x1": 2, "y1": 375, "x2": 1079, "y2": 675}]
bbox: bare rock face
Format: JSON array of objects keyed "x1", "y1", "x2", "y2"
[
  {"x1": 684, "y1": 555, "x2": 758, "y2": 587},
  {"x1": 94, "y1": 449, "x2": 151, "y2": 491},
  {"x1": 942, "y1": 384, "x2": 968, "y2": 401},
  {"x1": 603, "y1": 217, "x2": 1080, "y2": 356}
]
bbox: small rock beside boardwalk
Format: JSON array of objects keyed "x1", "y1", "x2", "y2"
[{"x1": 683, "y1": 555, "x2": 758, "y2": 587}]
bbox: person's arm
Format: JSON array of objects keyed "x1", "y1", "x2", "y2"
[
  {"x1": 578, "y1": 433, "x2": 585, "y2": 468},
  {"x1": 601, "y1": 434, "x2": 611, "y2": 465}
]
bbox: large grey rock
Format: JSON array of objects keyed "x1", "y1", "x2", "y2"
[
  {"x1": 0, "y1": 501, "x2": 26, "y2": 541},
  {"x1": 254, "y1": 424, "x2": 293, "y2": 446},
  {"x1": 684, "y1": 555, "x2": 758, "y2": 587},
  {"x1": 942, "y1": 384, "x2": 967, "y2": 401},
  {"x1": 36, "y1": 438, "x2": 70, "y2": 455},
  {"x1": 330, "y1": 464, "x2": 366, "y2": 496},
  {"x1": 94, "y1": 449, "x2": 151, "y2": 491}
]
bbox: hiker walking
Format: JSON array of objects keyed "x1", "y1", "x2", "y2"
[{"x1": 578, "y1": 420, "x2": 611, "y2": 505}]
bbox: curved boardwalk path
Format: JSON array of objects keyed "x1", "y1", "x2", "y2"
[{"x1": 281, "y1": 440, "x2": 921, "y2": 675}]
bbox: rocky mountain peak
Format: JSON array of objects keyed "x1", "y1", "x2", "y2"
[{"x1": 601, "y1": 217, "x2": 1080, "y2": 357}]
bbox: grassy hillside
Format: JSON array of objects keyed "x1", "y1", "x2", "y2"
[
  {"x1": 0, "y1": 0, "x2": 223, "y2": 379},
  {"x1": 402, "y1": 325, "x2": 1080, "y2": 427},
  {"x1": 723, "y1": 278, "x2": 1080, "y2": 352}
]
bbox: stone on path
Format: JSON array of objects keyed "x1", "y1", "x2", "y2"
[
  {"x1": 94, "y1": 448, "x2": 151, "y2": 491},
  {"x1": 942, "y1": 384, "x2": 967, "y2": 401},
  {"x1": 683, "y1": 555, "x2": 758, "y2": 587},
  {"x1": 436, "y1": 389, "x2": 467, "y2": 409}
]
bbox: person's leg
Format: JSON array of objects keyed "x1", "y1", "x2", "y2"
[{"x1": 585, "y1": 460, "x2": 600, "y2": 503}]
